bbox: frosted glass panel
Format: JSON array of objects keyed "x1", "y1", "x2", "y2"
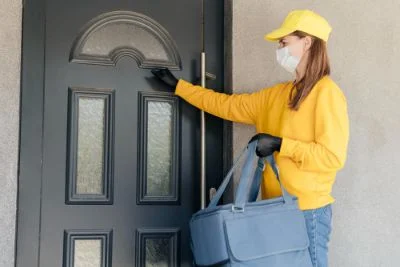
[
  {"x1": 76, "y1": 97, "x2": 105, "y2": 194},
  {"x1": 145, "y1": 238, "x2": 170, "y2": 267},
  {"x1": 82, "y1": 22, "x2": 169, "y2": 61},
  {"x1": 146, "y1": 101, "x2": 172, "y2": 196},
  {"x1": 74, "y1": 239, "x2": 102, "y2": 267}
]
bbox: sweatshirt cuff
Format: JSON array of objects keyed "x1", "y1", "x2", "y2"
[
  {"x1": 279, "y1": 137, "x2": 296, "y2": 158},
  {"x1": 175, "y1": 79, "x2": 193, "y2": 96}
]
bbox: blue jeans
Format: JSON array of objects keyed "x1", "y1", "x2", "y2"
[{"x1": 303, "y1": 204, "x2": 333, "y2": 267}]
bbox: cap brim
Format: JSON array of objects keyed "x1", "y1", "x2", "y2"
[{"x1": 264, "y1": 27, "x2": 295, "y2": 42}]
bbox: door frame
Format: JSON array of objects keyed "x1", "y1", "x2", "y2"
[
  {"x1": 16, "y1": 0, "x2": 46, "y2": 266},
  {"x1": 16, "y1": 1, "x2": 233, "y2": 266}
]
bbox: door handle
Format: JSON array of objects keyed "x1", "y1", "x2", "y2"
[
  {"x1": 205, "y1": 72, "x2": 216, "y2": 80},
  {"x1": 194, "y1": 72, "x2": 216, "y2": 85}
]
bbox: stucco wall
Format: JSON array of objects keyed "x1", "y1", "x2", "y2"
[
  {"x1": 229, "y1": 0, "x2": 400, "y2": 266},
  {"x1": 0, "y1": 0, "x2": 22, "y2": 266}
]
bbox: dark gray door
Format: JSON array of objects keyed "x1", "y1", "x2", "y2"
[{"x1": 17, "y1": 0, "x2": 225, "y2": 266}]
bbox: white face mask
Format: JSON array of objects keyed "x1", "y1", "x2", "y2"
[{"x1": 276, "y1": 40, "x2": 304, "y2": 73}]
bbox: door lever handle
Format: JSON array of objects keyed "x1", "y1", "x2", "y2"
[
  {"x1": 205, "y1": 72, "x2": 216, "y2": 80},
  {"x1": 194, "y1": 72, "x2": 216, "y2": 85}
]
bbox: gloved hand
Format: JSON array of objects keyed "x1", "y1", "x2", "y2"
[
  {"x1": 249, "y1": 133, "x2": 282, "y2": 157},
  {"x1": 150, "y1": 68, "x2": 179, "y2": 91}
]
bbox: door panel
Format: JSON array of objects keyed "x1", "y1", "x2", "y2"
[
  {"x1": 18, "y1": 0, "x2": 224, "y2": 266},
  {"x1": 66, "y1": 87, "x2": 114, "y2": 204}
]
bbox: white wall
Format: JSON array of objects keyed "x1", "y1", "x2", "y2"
[
  {"x1": 0, "y1": 0, "x2": 22, "y2": 266},
  {"x1": 229, "y1": 0, "x2": 400, "y2": 266}
]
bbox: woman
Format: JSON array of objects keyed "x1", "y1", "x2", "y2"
[{"x1": 151, "y1": 9, "x2": 349, "y2": 267}]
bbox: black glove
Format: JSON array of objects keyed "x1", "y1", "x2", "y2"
[
  {"x1": 249, "y1": 133, "x2": 282, "y2": 157},
  {"x1": 150, "y1": 68, "x2": 179, "y2": 91}
]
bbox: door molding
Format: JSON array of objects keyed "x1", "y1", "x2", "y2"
[
  {"x1": 222, "y1": 0, "x2": 234, "y2": 204},
  {"x1": 70, "y1": 10, "x2": 182, "y2": 69}
]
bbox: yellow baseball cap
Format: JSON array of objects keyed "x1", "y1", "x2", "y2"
[{"x1": 264, "y1": 10, "x2": 332, "y2": 42}]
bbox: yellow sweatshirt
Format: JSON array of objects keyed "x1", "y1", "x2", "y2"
[{"x1": 175, "y1": 75, "x2": 349, "y2": 210}]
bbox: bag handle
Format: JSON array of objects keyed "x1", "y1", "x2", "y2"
[
  {"x1": 207, "y1": 144, "x2": 249, "y2": 208},
  {"x1": 208, "y1": 140, "x2": 293, "y2": 211},
  {"x1": 233, "y1": 141, "x2": 293, "y2": 210}
]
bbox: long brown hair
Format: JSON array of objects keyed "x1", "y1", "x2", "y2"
[{"x1": 289, "y1": 31, "x2": 331, "y2": 110}]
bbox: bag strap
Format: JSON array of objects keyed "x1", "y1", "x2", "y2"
[
  {"x1": 207, "y1": 144, "x2": 249, "y2": 208},
  {"x1": 208, "y1": 140, "x2": 293, "y2": 211},
  {"x1": 232, "y1": 141, "x2": 260, "y2": 210},
  {"x1": 247, "y1": 157, "x2": 265, "y2": 202},
  {"x1": 265, "y1": 154, "x2": 293, "y2": 204},
  {"x1": 233, "y1": 142, "x2": 293, "y2": 210}
]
